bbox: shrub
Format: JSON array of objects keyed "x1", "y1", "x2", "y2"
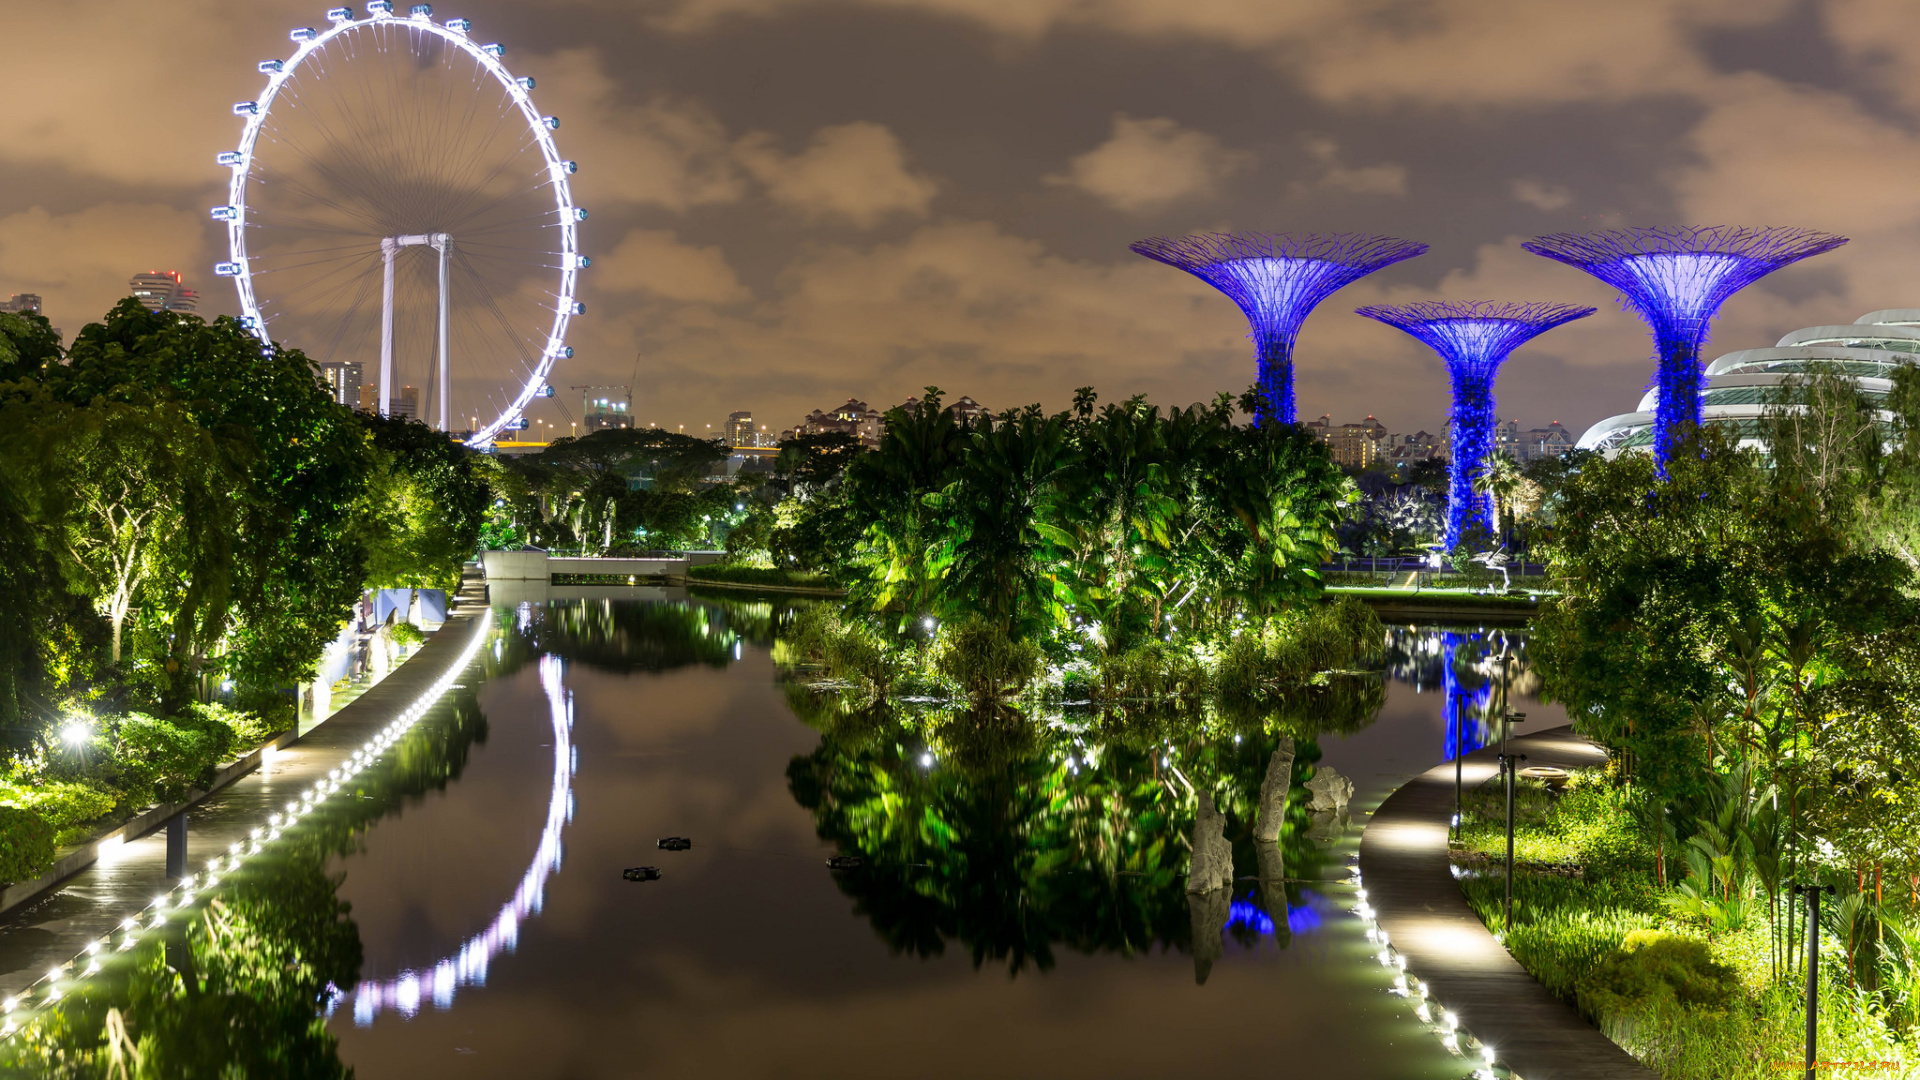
[
  {"x1": 936, "y1": 617, "x2": 1040, "y2": 701},
  {"x1": 0, "y1": 780, "x2": 116, "y2": 846},
  {"x1": 189, "y1": 702, "x2": 278, "y2": 748},
  {"x1": 388, "y1": 622, "x2": 425, "y2": 648},
  {"x1": 0, "y1": 806, "x2": 54, "y2": 884},
  {"x1": 112, "y1": 712, "x2": 235, "y2": 804},
  {"x1": 689, "y1": 563, "x2": 834, "y2": 589},
  {"x1": 1098, "y1": 641, "x2": 1207, "y2": 699},
  {"x1": 1577, "y1": 931, "x2": 1738, "y2": 1019}
]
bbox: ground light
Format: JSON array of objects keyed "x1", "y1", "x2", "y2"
[
  {"x1": 1347, "y1": 860, "x2": 1513, "y2": 1079},
  {"x1": 0, "y1": 612, "x2": 494, "y2": 1042}
]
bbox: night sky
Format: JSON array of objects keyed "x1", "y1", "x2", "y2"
[{"x1": 3, "y1": 0, "x2": 1910, "y2": 440}]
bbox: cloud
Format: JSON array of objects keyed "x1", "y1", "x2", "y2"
[
  {"x1": 1291, "y1": 138, "x2": 1407, "y2": 198},
  {"x1": 594, "y1": 229, "x2": 751, "y2": 305},
  {"x1": 1047, "y1": 114, "x2": 1251, "y2": 213},
  {"x1": 0, "y1": 204, "x2": 212, "y2": 334},
  {"x1": 1511, "y1": 179, "x2": 1573, "y2": 211},
  {"x1": 532, "y1": 51, "x2": 746, "y2": 213},
  {"x1": 733, "y1": 123, "x2": 939, "y2": 228}
]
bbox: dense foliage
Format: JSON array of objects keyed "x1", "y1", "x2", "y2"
[
  {"x1": 0, "y1": 300, "x2": 488, "y2": 881},
  {"x1": 740, "y1": 387, "x2": 1377, "y2": 703},
  {"x1": 1510, "y1": 366, "x2": 1920, "y2": 1076},
  {"x1": 479, "y1": 426, "x2": 747, "y2": 552}
]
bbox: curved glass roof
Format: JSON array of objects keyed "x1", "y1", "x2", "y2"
[{"x1": 1582, "y1": 310, "x2": 1916, "y2": 455}]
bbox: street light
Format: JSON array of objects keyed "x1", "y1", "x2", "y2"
[{"x1": 1792, "y1": 882, "x2": 1836, "y2": 1080}]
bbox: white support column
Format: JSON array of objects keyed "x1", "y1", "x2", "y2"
[
  {"x1": 432, "y1": 232, "x2": 451, "y2": 432},
  {"x1": 379, "y1": 236, "x2": 398, "y2": 417}
]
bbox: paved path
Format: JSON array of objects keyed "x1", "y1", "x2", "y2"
[
  {"x1": 1358, "y1": 725, "x2": 1657, "y2": 1080},
  {"x1": 0, "y1": 580, "x2": 491, "y2": 998}
]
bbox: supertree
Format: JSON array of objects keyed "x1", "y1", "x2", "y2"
[
  {"x1": 1356, "y1": 300, "x2": 1594, "y2": 548},
  {"x1": 1521, "y1": 226, "x2": 1847, "y2": 465},
  {"x1": 1130, "y1": 232, "x2": 1427, "y2": 425}
]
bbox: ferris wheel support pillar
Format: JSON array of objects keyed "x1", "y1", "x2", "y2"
[
  {"x1": 431, "y1": 233, "x2": 451, "y2": 432},
  {"x1": 379, "y1": 236, "x2": 398, "y2": 417}
]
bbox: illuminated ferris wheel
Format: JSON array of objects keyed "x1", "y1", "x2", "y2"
[{"x1": 214, "y1": 2, "x2": 585, "y2": 445}]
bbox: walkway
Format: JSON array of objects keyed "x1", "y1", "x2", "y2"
[
  {"x1": 1357, "y1": 725, "x2": 1656, "y2": 1080},
  {"x1": 0, "y1": 583, "x2": 492, "y2": 998}
]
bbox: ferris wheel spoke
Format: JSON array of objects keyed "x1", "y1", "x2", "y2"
[{"x1": 227, "y1": 12, "x2": 577, "y2": 440}]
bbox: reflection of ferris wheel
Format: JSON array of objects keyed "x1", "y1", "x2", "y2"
[{"x1": 215, "y1": 3, "x2": 584, "y2": 445}]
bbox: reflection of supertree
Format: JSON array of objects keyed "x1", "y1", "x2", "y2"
[
  {"x1": 1130, "y1": 233, "x2": 1427, "y2": 425},
  {"x1": 1356, "y1": 301, "x2": 1593, "y2": 547},
  {"x1": 1441, "y1": 632, "x2": 1493, "y2": 761},
  {"x1": 1522, "y1": 227, "x2": 1846, "y2": 466}
]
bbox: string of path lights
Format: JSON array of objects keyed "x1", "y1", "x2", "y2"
[
  {"x1": 1347, "y1": 859, "x2": 1516, "y2": 1080},
  {"x1": 0, "y1": 612, "x2": 494, "y2": 1040}
]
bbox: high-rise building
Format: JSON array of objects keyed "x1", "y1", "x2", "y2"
[
  {"x1": 2, "y1": 293, "x2": 42, "y2": 314},
  {"x1": 725, "y1": 411, "x2": 755, "y2": 447},
  {"x1": 578, "y1": 386, "x2": 633, "y2": 432},
  {"x1": 357, "y1": 383, "x2": 418, "y2": 419},
  {"x1": 316, "y1": 360, "x2": 363, "y2": 408},
  {"x1": 128, "y1": 271, "x2": 198, "y2": 313}
]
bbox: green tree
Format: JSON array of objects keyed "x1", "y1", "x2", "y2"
[
  {"x1": 356, "y1": 411, "x2": 488, "y2": 590},
  {"x1": 1, "y1": 399, "x2": 239, "y2": 669},
  {"x1": 49, "y1": 300, "x2": 375, "y2": 711}
]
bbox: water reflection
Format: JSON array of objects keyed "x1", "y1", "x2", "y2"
[
  {"x1": 349, "y1": 653, "x2": 573, "y2": 1024},
  {"x1": 1383, "y1": 626, "x2": 1534, "y2": 760},
  {"x1": 783, "y1": 678, "x2": 1386, "y2": 983},
  {"x1": 0, "y1": 599, "x2": 1552, "y2": 1077}
]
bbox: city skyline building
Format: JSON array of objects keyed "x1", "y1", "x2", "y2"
[
  {"x1": 1522, "y1": 226, "x2": 1847, "y2": 467},
  {"x1": 128, "y1": 270, "x2": 198, "y2": 313},
  {"x1": 2, "y1": 293, "x2": 41, "y2": 314},
  {"x1": 1129, "y1": 232, "x2": 1427, "y2": 425},
  {"x1": 359, "y1": 383, "x2": 418, "y2": 420},
  {"x1": 315, "y1": 360, "x2": 363, "y2": 408},
  {"x1": 580, "y1": 386, "x2": 634, "y2": 432},
  {"x1": 1357, "y1": 300, "x2": 1594, "y2": 547}
]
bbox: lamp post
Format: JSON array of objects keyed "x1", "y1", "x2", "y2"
[
  {"x1": 1792, "y1": 882, "x2": 1835, "y2": 1080},
  {"x1": 1499, "y1": 752, "x2": 1527, "y2": 932}
]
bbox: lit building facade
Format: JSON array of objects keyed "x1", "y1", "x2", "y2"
[
  {"x1": 1579, "y1": 309, "x2": 1920, "y2": 456},
  {"x1": 316, "y1": 360, "x2": 363, "y2": 408},
  {"x1": 580, "y1": 386, "x2": 634, "y2": 432},
  {"x1": 129, "y1": 271, "x2": 198, "y2": 313},
  {"x1": 359, "y1": 383, "x2": 419, "y2": 420}
]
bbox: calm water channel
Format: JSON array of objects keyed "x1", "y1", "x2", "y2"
[
  {"x1": 324, "y1": 592, "x2": 1566, "y2": 1078},
  {"x1": 0, "y1": 590, "x2": 1570, "y2": 1077}
]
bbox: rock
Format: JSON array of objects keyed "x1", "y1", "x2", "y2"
[
  {"x1": 1253, "y1": 738, "x2": 1296, "y2": 842},
  {"x1": 622, "y1": 866, "x2": 662, "y2": 882},
  {"x1": 1187, "y1": 883, "x2": 1232, "y2": 984},
  {"x1": 1306, "y1": 808, "x2": 1350, "y2": 843},
  {"x1": 1306, "y1": 766, "x2": 1354, "y2": 812},
  {"x1": 1187, "y1": 792, "x2": 1235, "y2": 894},
  {"x1": 1255, "y1": 840, "x2": 1291, "y2": 946},
  {"x1": 657, "y1": 837, "x2": 692, "y2": 851},
  {"x1": 826, "y1": 855, "x2": 863, "y2": 870}
]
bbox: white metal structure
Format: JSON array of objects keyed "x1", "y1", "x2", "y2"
[
  {"x1": 217, "y1": 3, "x2": 582, "y2": 445},
  {"x1": 1578, "y1": 309, "x2": 1920, "y2": 456}
]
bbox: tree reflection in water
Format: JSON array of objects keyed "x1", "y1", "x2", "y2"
[
  {"x1": 785, "y1": 674, "x2": 1386, "y2": 982},
  {"x1": 0, "y1": 649, "x2": 501, "y2": 1077}
]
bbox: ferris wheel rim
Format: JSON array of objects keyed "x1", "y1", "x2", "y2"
[{"x1": 217, "y1": 5, "x2": 579, "y2": 448}]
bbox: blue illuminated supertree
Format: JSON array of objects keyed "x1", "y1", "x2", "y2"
[
  {"x1": 1130, "y1": 232, "x2": 1427, "y2": 424},
  {"x1": 1522, "y1": 226, "x2": 1847, "y2": 465},
  {"x1": 1356, "y1": 301, "x2": 1594, "y2": 548}
]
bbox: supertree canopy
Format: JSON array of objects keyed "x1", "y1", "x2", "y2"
[
  {"x1": 1521, "y1": 226, "x2": 1847, "y2": 465},
  {"x1": 1131, "y1": 232, "x2": 1427, "y2": 425},
  {"x1": 1356, "y1": 300, "x2": 1594, "y2": 548}
]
